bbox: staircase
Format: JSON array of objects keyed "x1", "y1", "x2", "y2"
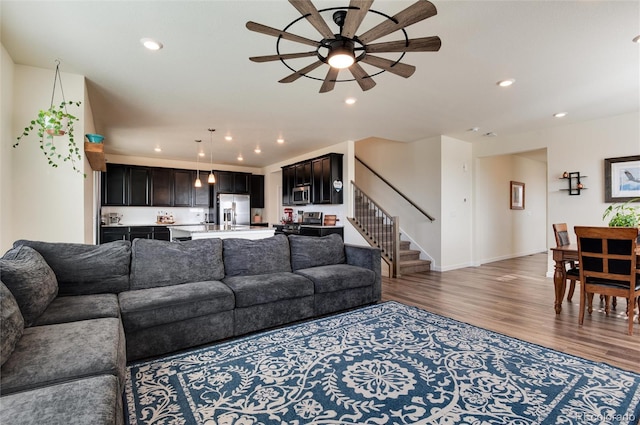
[{"x1": 349, "y1": 184, "x2": 431, "y2": 277}]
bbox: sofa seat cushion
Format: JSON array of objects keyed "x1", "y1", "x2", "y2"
[
  {"x1": 34, "y1": 294, "x2": 120, "y2": 326},
  {"x1": 0, "y1": 281, "x2": 24, "y2": 366},
  {"x1": 1, "y1": 245, "x2": 58, "y2": 326},
  {"x1": 130, "y1": 238, "x2": 225, "y2": 290},
  {"x1": 295, "y1": 264, "x2": 376, "y2": 294},
  {"x1": 289, "y1": 234, "x2": 346, "y2": 271},
  {"x1": 0, "y1": 318, "x2": 126, "y2": 395},
  {"x1": 223, "y1": 272, "x2": 313, "y2": 308},
  {"x1": 118, "y1": 281, "x2": 234, "y2": 332},
  {"x1": 0, "y1": 375, "x2": 122, "y2": 425},
  {"x1": 13, "y1": 240, "x2": 131, "y2": 295},
  {"x1": 223, "y1": 235, "x2": 292, "y2": 276}
]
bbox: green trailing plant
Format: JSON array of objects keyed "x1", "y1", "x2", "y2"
[
  {"x1": 14, "y1": 100, "x2": 83, "y2": 173},
  {"x1": 602, "y1": 198, "x2": 640, "y2": 227}
]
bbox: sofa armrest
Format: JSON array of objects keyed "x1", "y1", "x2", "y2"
[{"x1": 344, "y1": 244, "x2": 381, "y2": 301}]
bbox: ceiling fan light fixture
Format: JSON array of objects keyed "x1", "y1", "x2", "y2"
[{"x1": 328, "y1": 39, "x2": 355, "y2": 69}]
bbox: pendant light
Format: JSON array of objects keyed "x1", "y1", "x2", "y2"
[
  {"x1": 194, "y1": 140, "x2": 202, "y2": 188},
  {"x1": 207, "y1": 128, "x2": 216, "y2": 184}
]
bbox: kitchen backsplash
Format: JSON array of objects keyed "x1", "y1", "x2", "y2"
[{"x1": 101, "y1": 207, "x2": 207, "y2": 226}]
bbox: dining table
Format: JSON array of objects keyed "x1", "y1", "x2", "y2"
[{"x1": 551, "y1": 243, "x2": 640, "y2": 313}]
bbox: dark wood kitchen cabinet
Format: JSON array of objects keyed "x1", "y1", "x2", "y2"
[
  {"x1": 312, "y1": 153, "x2": 343, "y2": 204},
  {"x1": 151, "y1": 168, "x2": 173, "y2": 206},
  {"x1": 282, "y1": 166, "x2": 294, "y2": 206},
  {"x1": 192, "y1": 173, "x2": 210, "y2": 207},
  {"x1": 128, "y1": 167, "x2": 151, "y2": 206},
  {"x1": 100, "y1": 226, "x2": 128, "y2": 243},
  {"x1": 102, "y1": 164, "x2": 128, "y2": 206},
  {"x1": 128, "y1": 226, "x2": 154, "y2": 240},
  {"x1": 215, "y1": 171, "x2": 250, "y2": 194},
  {"x1": 250, "y1": 174, "x2": 265, "y2": 208},
  {"x1": 294, "y1": 161, "x2": 312, "y2": 187},
  {"x1": 173, "y1": 169, "x2": 194, "y2": 207}
]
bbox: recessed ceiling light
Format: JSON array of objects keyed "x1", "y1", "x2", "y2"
[
  {"x1": 484, "y1": 132, "x2": 497, "y2": 137},
  {"x1": 468, "y1": 127, "x2": 480, "y2": 132},
  {"x1": 496, "y1": 79, "x2": 515, "y2": 87},
  {"x1": 198, "y1": 152, "x2": 205, "y2": 157},
  {"x1": 345, "y1": 97, "x2": 357, "y2": 105},
  {"x1": 154, "y1": 147, "x2": 162, "y2": 152},
  {"x1": 277, "y1": 138, "x2": 284, "y2": 144},
  {"x1": 225, "y1": 136, "x2": 233, "y2": 141},
  {"x1": 633, "y1": 35, "x2": 640, "y2": 43},
  {"x1": 140, "y1": 38, "x2": 163, "y2": 51},
  {"x1": 553, "y1": 112, "x2": 567, "y2": 118},
  {"x1": 254, "y1": 147, "x2": 261, "y2": 154},
  {"x1": 237, "y1": 154, "x2": 244, "y2": 161}
]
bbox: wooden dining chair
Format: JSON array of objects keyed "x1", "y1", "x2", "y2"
[
  {"x1": 553, "y1": 223, "x2": 580, "y2": 301},
  {"x1": 574, "y1": 226, "x2": 640, "y2": 335}
]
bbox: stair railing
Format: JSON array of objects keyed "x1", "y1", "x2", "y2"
[
  {"x1": 351, "y1": 181, "x2": 400, "y2": 277},
  {"x1": 356, "y1": 156, "x2": 435, "y2": 222}
]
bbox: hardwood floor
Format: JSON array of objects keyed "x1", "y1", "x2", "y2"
[{"x1": 382, "y1": 252, "x2": 640, "y2": 373}]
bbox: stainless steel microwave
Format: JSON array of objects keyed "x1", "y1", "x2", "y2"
[{"x1": 292, "y1": 185, "x2": 310, "y2": 205}]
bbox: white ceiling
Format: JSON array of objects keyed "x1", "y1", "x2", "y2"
[{"x1": 2, "y1": 1, "x2": 638, "y2": 168}]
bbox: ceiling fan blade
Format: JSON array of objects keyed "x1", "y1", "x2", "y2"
[
  {"x1": 319, "y1": 67, "x2": 340, "y2": 93},
  {"x1": 360, "y1": 55, "x2": 416, "y2": 78},
  {"x1": 349, "y1": 63, "x2": 376, "y2": 91},
  {"x1": 250, "y1": 51, "x2": 318, "y2": 63},
  {"x1": 288, "y1": 0, "x2": 335, "y2": 39},
  {"x1": 341, "y1": 0, "x2": 374, "y2": 39},
  {"x1": 359, "y1": 0, "x2": 437, "y2": 44},
  {"x1": 246, "y1": 21, "x2": 320, "y2": 48},
  {"x1": 279, "y1": 60, "x2": 325, "y2": 83},
  {"x1": 366, "y1": 36, "x2": 441, "y2": 53}
]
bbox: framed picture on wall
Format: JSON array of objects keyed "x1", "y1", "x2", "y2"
[
  {"x1": 510, "y1": 181, "x2": 525, "y2": 210},
  {"x1": 604, "y1": 155, "x2": 640, "y2": 202}
]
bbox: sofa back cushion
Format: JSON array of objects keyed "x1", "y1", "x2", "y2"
[
  {"x1": 223, "y1": 234, "x2": 292, "y2": 277},
  {"x1": 13, "y1": 240, "x2": 131, "y2": 295},
  {"x1": 1, "y1": 246, "x2": 58, "y2": 326},
  {"x1": 130, "y1": 238, "x2": 225, "y2": 290},
  {"x1": 0, "y1": 281, "x2": 24, "y2": 365},
  {"x1": 288, "y1": 234, "x2": 346, "y2": 271}
]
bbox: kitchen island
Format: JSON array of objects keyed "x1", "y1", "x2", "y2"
[{"x1": 168, "y1": 224, "x2": 275, "y2": 241}]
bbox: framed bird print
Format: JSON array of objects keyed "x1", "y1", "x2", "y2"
[
  {"x1": 510, "y1": 181, "x2": 525, "y2": 210},
  {"x1": 604, "y1": 155, "x2": 640, "y2": 202}
]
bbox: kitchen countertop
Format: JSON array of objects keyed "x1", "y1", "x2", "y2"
[
  {"x1": 167, "y1": 224, "x2": 272, "y2": 233},
  {"x1": 101, "y1": 223, "x2": 204, "y2": 227}
]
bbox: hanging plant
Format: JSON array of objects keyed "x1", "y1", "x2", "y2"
[{"x1": 13, "y1": 60, "x2": 84, "y2": 175}]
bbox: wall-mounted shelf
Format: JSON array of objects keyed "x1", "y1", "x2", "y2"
[{"x1": 559, "y1": 171, "x2": 587, "y2": 195}]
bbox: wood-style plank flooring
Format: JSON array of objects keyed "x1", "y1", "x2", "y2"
[{"x1": 382, "y1": 253, "x2": 640, "y2": 373}]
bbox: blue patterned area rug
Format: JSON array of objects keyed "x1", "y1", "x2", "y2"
[{"x1": 124, "y1": 301, "x2": 640, "y2": 425}]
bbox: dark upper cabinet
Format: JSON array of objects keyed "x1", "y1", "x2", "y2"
[
  {"x1": 102, "y1": 164, "x2": 128, "y2": 206},
  {"x1": 215, "y1": 171, "x2": 250, "y2": 194},
  {"x1": 282, "y1": 166, "x2": 294, "y2": 206},
  {"x1": 193, "y1": 175, "x2": 210, "y2": 207},
  {"x1": 151, "y1": 168, "x2": 173, "y2": 206},
  {"x1": 250, "y1": 174, "x2": 265, "y2": 208},
  {"x1": 173, "y1": 169, "x2": 194, "y2": 207},
  {"x1": 311, "y1": 153, "x2": 343, "y2": 204},
  {"x1": 128, "y1": 166, "x2": 151, "y2": 206},
  {"x1": 294, "y1": 161, "x2": 312, "y2": 187}
]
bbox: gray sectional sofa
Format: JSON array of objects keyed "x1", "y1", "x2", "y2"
[{"x1": 0, "y1": 233, "x2": 380, "y2": 425}]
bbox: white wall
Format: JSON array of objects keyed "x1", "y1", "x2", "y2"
[
  {"x1": 440, "y1": 136, "x2": 473, "y2": 270},
  {"x1": 7, "y1": 63, "x2": 91, "y2": 247},
  {"x1": 474, "y1": 153, "x2": 547, "y2": 264},
  {"x1": 1, "y1": 46, "x2": 15, "y2": 252},
  {"x1": 474, "y1": 112, "x2": 640, "y2": 247}
]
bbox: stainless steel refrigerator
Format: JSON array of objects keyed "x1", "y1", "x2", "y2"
[{"x1": 217, "y1": 194, "x2": 250, "y2": 226}]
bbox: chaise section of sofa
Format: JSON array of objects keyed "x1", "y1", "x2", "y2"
[
  {"x1": 119, "y1": 238, "x2": 235, "y2": 361},
  {"x1": 288, "y1": 234, "x2": 381, "y2": 316},
  {"x1": 222, "y1": 234, "x2": 315, "y2": 335}
]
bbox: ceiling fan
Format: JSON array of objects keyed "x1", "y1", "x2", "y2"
[{"x1": 246, "y1": 0, "x2": 441, "y2": 93}]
